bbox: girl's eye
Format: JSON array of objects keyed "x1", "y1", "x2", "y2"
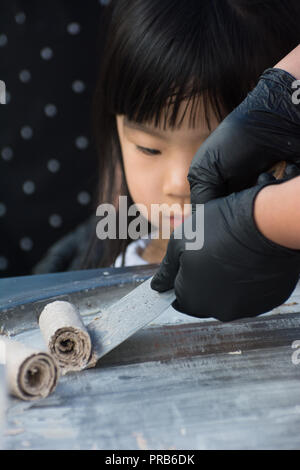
[{"x1": 136, "y1": 145, "x2": 161, "y2": 156}]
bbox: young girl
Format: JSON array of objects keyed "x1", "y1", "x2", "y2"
[{"x1": 33, "y1": 0, "x2": 300, "y2": 274}]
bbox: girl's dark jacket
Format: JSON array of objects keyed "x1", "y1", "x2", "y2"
[{"x1": 32, "y1": 215, "x2": 101, "y2": 274}]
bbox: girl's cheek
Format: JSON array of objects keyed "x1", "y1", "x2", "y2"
[{"x1": 124, "y1": 160, "x2": 163, "y2": 207}]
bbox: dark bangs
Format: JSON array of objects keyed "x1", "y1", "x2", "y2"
[
  {"x1": 100, "y1": 0, "x2": 300, "y2": 132},
  {"x1": 102, "y1": 0, "x2": 229, "y2": 132}
]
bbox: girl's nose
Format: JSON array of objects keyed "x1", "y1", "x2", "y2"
[{"x1": 162, "y1": 160, "x2": 190, "y2": 199}]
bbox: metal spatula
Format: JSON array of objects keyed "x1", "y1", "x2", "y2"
[{"x1": 86, "y1": 276, "x2": 175, "y2": 366}]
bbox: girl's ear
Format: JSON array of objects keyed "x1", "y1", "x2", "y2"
[
  {"x1": 115, "y1": 114, "x2": 121, "y2": 133},
  {"x1": 113, "y1": 162, "x2": 123, "y2": 205}
]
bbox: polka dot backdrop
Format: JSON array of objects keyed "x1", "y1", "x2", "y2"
[{"x1": 0, "y1": 0, "x2": 109, "y2": 277}]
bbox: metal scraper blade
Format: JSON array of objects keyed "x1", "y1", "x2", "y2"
[{"x1": 86, "y1": 276, "x2": 175, "y2": 366}]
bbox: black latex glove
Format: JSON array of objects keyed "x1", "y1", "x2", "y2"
[
  {"x1": 187, "y1": 68, "x2": 300, "y2": 205},
  {"x1": 151, "y1": 67, "x2": 300, "y2": 322},
  {"x1": 151, "y1": 176, "x2": 300, "y2": 322}
]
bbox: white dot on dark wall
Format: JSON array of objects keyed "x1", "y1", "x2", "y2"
[
  {"x1": 0, "y1": 34, "x2": 8, "y2": 47},
  {"x1": 49, "y1": 214, "x2": 62, "y2": 228},
  {"x1": 23, "y1": 180, "x2": 35, "y2": 195},
  {"x1": 1, "y1": 147, "x2": 13, "y2": 161},
  {"x1": 0, "y1": 256, "x2": 8, "y2": 271},
  {"x1": 44, "y1": 104, "x2": 57, "y2": 117},
  {"x1": 72, "y1": 80, "x2": 85, "y2": 93},
  {"x1": 47, "y1": 159, "x2": 60, "y2": 173},
  {"x1": 0, "y1": 203, "x2": 6, "y2": 217},
  {"x1": 20, "y1": 237, "x2": 33, "y2": 251},
  {"x1": 19, "y1": 69, "x2": 31, "y2": 83},
  {"x1": 40, "y1": 47, "x2": 53, "y2": 60},
  {"x1": 67, "y1": 22, "x2": 81, "y2": 35},
  {"x1": 77, "y1": 191, "x2": 91, "y2": 205},
  {"x1": 75, "y1": 136, "x2": 89, "y2": 150},
  {"x1": 15, "y1": 12, "x2": 26, "y2": 24},
  {"x1": 20, "y1": 126, "x2": 33, "y2": 139}
]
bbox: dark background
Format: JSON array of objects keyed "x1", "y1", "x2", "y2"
[{"x1": 0, "y1": 0, "x2": 108, "y2": 277}]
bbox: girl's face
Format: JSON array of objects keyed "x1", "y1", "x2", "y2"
[{"x1": 116, "y1": 99, "x2": 220, "y2": 232}]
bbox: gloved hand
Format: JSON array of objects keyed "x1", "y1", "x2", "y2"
[
  {"x1": 151, "y1": 175, "x2": 300, "y2": 321},
  {"x1": 187, "y1": 67, "x2": 300, "y2": 205},
  {"x1": 151, "y1": 67, "x2": 300, "y2": 321}
]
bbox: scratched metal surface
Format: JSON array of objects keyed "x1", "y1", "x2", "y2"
[{"x1": 1, "y1": 267, "x2": 300, "y2": 450}]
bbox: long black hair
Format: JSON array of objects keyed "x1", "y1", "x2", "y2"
[{"x1": 82, "y1": 0, "x2": 300, "y2": 268}]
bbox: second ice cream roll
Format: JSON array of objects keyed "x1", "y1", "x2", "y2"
[
  {"x1": 0, "y1": 337, "x2": 59, "y2": 401},
  {"x1": 39, "y1": 301, "x2": 92, "y2": 373}
]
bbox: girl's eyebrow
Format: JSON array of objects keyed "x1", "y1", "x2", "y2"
[{"x1": 123, "y1": 117, "x2": 168, "y2": 140}]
